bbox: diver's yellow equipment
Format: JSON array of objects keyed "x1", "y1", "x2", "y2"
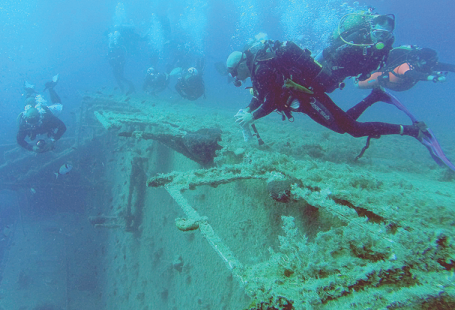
[{"x1": 284, "y1": 79, "x2": 314, "y2": 94}]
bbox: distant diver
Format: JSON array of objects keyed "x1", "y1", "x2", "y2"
[
  {"x1": 356, "y1": 45, "x2": 455, "y2": 91},
  {"x1": 314, "y1": 12, "x2": 396, "y2": 93},
  {"x1": 143, "y1": 67, "x2": 169, "y2": 95},
  {"x1": 17, "y1": 74, "x2": 66, "y2": 153},
  {"x1": 107, "y1": 30, "x2": 136, "y2": 95},
  {"x1": 175, "y1": 58, "x2": 206, "y2": 101}
]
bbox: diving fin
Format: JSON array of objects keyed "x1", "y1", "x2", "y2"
[
  {"x1": 43, "y1": 74, "x2": 59, "y2": 91},
  {"x1": 384, "y1": 90, "x2": 455, "y2": 172}
]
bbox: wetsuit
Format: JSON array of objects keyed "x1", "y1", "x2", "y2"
[
  {"x1": 175, "y1": 73, "x2": 205, "y2": 101},
  {"x1": 16, "y1": 107, "x2": 66, "y2": 151},
  {"x1": 108, "y1": 30, "x2": 136, "y2": 95},
  {"x1": 243, "y1": 40, "x2": 419, "y2": 139},
  {"x1": 108, "y1": 46, "x2": 135, "y2": 95},
  {"x1": 143, "y1": 72, "x2": 169, "y2": 94},
  {"x1": 317, "y1": 27, "x2": 394, "y2": 93},
  {"x1": 357, "y1": 47, "x2": 455, "y2": 91}
]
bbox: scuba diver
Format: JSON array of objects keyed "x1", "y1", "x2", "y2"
[
  {"x1": 175, "y1": 58, "x2": 206, "y2": 101},
  {"x1": 107, "y1": 30, "x2": 136, "y2": 95},
  {"x1": 226, "y1": 38, "x2": 455, "y2": 171},
  {"x1": 214, "y1": 32, "x2": 268, "y2": 85},
  {"x1": 17, "y1": 75, "x2": 66, "y2": 153},
  {"x1": 17, "y1": 74, "x2": 66, "y2": 153},
  {"x1": 17, "y1": 105, "x2": 66, "y2": 153},
  {"x1": 143, "y1": 67, "x2": 170, "y2": 95},
  {"x1": 315, "y1": 13, "x2": 395, "y2": 93},
  {"x1": 356, "y1": 45, "x2": 455, "y2": 91}
]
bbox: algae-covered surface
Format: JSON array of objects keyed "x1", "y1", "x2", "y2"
[{"x1": 91, "y1": 93, "x2": 455, "y2": 309}]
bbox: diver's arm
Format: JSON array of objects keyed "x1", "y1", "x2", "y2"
[
  {"x1": 48, "y1": 88, "x2": 61, "y2": 104},
  {"x1": 251, "y1": 104, "x2": 274, "y2": 120},
  {"x1": 47, "y1": 116, "x2": 66, "y2": 140},
  {"x1": 245, "y1": 96, "x2": 261, "y2": 113},
  {"x1": 16, "y1": 130, "x2": 33, "y2": 151},
  {"x1": 403, "y1": 70, "x2": 430, "y2": 81},
  {"x1": 54, "y1": 119, "x2": 66, "y2": 140},
  {"x1": 247, "y1": 97, "x2": 274, "y2": 120},
  {"x1": 16, "y1": 115, "x2": 34, "y2": 151},
  {"x1": 249, "y1": 65, "x2": 281, "y2": 120},
  {"x1": 433, "y1": 62, "x2": 455, "y2": 73},
  {"x1": 249, "y1": 88, "x2": 282, "y2": 120},
  {"x1": 175, "y1": 80, "x2": 188, "y2": 99}
]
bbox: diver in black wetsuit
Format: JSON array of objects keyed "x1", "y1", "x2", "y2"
[
  {"x1": 356, "y1": 45, "x2": 455, "y2": 91},
  {"x1": 107, "y1": 30, "x2": 136, "y2": 95},
  {"x1": 17, "y1": 106, "x2": 66, "y2": 153},
  {"x1": 175, "y1": 59, "x2": 206, "y2": 101},
  {"x1": 315, "y1": 13, "x2": 396, "y2": 93},
  {"x1": 143, "y1": 67, "x2": 169, "y2": 95},
  {"x1": 226, "y1": 39, "x2": 425, "y2": 142},
  {"x1": 17, "y1": 75, "x2": 66, "y2": 153}
]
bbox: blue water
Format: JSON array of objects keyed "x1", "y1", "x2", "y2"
[
  {"x1": 1, "y1": 0, "x2": 454, "y2": 137},
  {"x1": 0, "y1": 0, "x2": 454, "y2": 307}
]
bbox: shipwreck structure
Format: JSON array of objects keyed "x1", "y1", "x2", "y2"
[{"x1": 0, "y1": 91, "x2": 454, "y2": 309}]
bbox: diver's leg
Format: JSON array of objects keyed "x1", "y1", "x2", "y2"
[
  {"x1": 48, "y1": 88, "x2": 61, "y2": 104},
  {"x1": 114, "y1": 61, "x2": 134, "y2": 95},
  {"x1": 312, "y1": 92, "x2": 419, "y2": 138},
  {"x1": 175, "y1": 80, "x2": 186, "y2": 99},
  {"x1": 124, "y1": 78, "x2": 135, "y2": 96},
  {"x1": 24, "y1": 81, "x2": 37, "y2": 98},
  {"x1": 113, "y1": 67, "x2": 125, "y2": 92},
  {"x1": 294, "y1": 94, "x2": 344, "y2": 133},
  {"x1": 306, "y1": 93, "x2": 455, "y2": 170},
  {"x1": 346, "y1": 87, "x2": 395, "y2": 120},
  {"x1": 42, "y1": 74, "x2": 63, "y2": 115},
  {"x1": 44, "y1": 74, "x2": 59, "y2": 91},
  {"x1": 47, "y1": 88, "x2": 63, "y2": 116},
  {"x1": 346, "y1": 91, "x2": 380, "y2": 120}
]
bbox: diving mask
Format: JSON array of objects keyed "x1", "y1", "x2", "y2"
[
  {"x1": 229, "y1": 60, "x2": 246, "y2": 87},
  {"x1": 228, "y1": 52, "x2": 246, "y2": 78},
  {"x1": 371, "y1": 28, "x2": 392, "y2": 42}
]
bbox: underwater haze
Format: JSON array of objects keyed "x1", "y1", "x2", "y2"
[
  {"x1": 0, "y1": 0, "x2": 455, "y2": 309},
  {"x1": 0, "y1": 0, "x2": 453, "y2": 138}
]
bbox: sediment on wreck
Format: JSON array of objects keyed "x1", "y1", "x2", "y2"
[{"x1": 85, "y1": 93, "x2": 455, "y2": 309}]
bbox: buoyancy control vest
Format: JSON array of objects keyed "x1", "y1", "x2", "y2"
[
  {"x1": 246, "y1": 40, "x2": 324, "y2": 120},
  {"x1": 247, "y1": 40, "x2": 323, "y2": 92}
]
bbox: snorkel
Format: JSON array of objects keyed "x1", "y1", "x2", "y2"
[{"x1": 233, "y1": 76, "x2": 243, "y2": 87}]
